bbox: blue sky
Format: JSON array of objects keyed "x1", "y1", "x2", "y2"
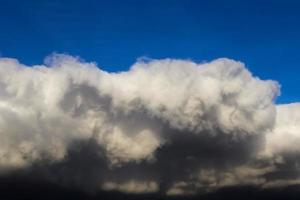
[{"x1": 0, "y1": 0, "x2": 299, "y2": 103}]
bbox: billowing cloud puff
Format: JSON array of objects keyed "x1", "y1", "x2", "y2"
[
  {"x1": 0, "y1": 54, "x2": 298, "y2": 195},
  {"x1": 264, "y1": 103, "x2": 300, "y2": 155}
]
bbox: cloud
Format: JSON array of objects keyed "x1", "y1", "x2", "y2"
[
  {"x1": 264, "y1": 103, "x2": 300, "y2": 155},
  {"x1": 0, "y1": 54, "x2": 298, "y2": 195},
  {"x1": 102, "y1": 180, "x2": 159, "y2": 194}
]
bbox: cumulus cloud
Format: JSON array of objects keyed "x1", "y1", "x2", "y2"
[{"x1": 0, "y1": 54, "x2": 298, "y2": 195}]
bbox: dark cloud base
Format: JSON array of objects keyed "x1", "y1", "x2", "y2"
[
  {"x1": 1, "y1": 175, "x2": 300, "y2": 200},
  {"x1": 0, "y1": 139, "x2": 300, "y2": 200},
  {"x1": 0, "y1": 135, "x2": 265, "y2": 194}
]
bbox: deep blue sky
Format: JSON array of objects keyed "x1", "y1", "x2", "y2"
[{"x1": 0, "y1": 0, "x2": 299, "y2": 103}]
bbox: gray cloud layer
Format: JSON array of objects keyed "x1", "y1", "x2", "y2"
[{"x1": 0, "y1": 54, "x2": 298, "y2": 195}]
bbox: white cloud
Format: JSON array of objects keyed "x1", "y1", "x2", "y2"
[{"x1": 264, "y1": 103, "x2": 300, "y2": 155}]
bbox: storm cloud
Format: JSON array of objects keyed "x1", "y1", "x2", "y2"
[{"x1": 0, "y1": 54, "x2": 299, "y2": 196}]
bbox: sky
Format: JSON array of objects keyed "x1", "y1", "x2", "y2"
[{"x1": 0, "y1": 0, "x2": 299, "y2": 103}]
